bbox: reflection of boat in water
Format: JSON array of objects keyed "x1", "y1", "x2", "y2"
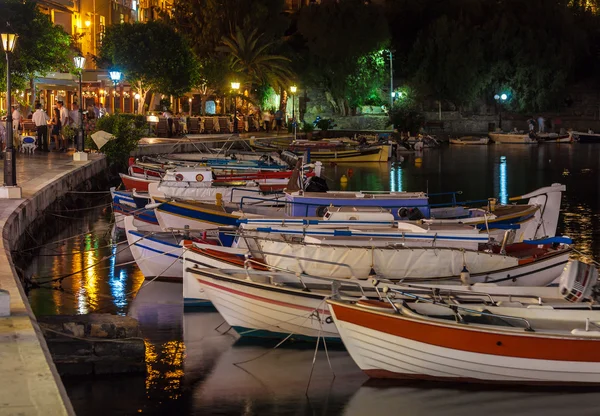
[
  {"x1": 128, "y1": 280, "x2": 182, "y2": 327},
  {"x1": 190, "y1": 343, "x2": 363, "y2": 412},
  {"x1": 342, "y1": 384, "x2": 600, "y2": 416}
]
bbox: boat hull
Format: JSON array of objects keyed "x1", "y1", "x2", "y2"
[
  {"x1": 574, "y1": 132, "x2": 600, "y2": 143},
  {"x1": 489, "y1": 133, "x2": 538, "y2": 144},
  {"x1": 125, "y1": 216, "x2": 184, "y2": 280},
  {"x1": 186, "y1": 266, "x2": 338, "y2": 340},
  {"x1": 153, "y1": 198, "x2": 240, "y2": 231},
  {"x1": 329, "y1": 300, "x2": 600, "y2": 385}
]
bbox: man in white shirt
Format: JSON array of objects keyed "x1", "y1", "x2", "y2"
[{"x1": 32, "y1": 103, "x2": 50, "y2": 152}]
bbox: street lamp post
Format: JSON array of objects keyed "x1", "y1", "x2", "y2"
[
  {"x1": 188, "y1": 97, "x2": 192, "y2": 115},
  {"x1": 109, "y1": 71, "x2": 121, "y2": 114},
  {"x1": 231, "y1": 81, "x2": 240, "y2": 134},
  {"x1": 1, "y1": 32, "x2": 21, "y2": 198},
  {"x1": 494, "y1": 93, "x2": 508, "y2": 130},
  {"x1": 290, "y1": 85, "x2": 297, "y2": 140},
  {"x1": 134, "y1": 93, "x2": 140, "y2": 114},
  {"x1": 73, "y1": 54, "x2": 87, "y2": 161}
]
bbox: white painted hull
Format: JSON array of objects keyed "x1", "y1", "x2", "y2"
[
  {"x1": 251, "y1": 238, "x2": 569, "y2": 285},
  {"x1": 191, "y1": 269, "x2": 338, "y2": 339},
  {"x1": 489, "y1": 133, "x2": 537, "y2": 144},
  {"x1": 330, "y1": 307, "x2": 600, "y2": 384},
  {"x1": 125, "y1": 216, "x2": 183, "y2": 279},
  {"x1": 450, "y1": 137, "x2": 489, "y2": 145},
  {"x1": 154, "y1": 209, "x2": 222, "y2": 231}
]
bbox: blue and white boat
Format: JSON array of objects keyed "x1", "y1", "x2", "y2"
[{"x1": 111, "y1": 187, "x2": 158, "y2": 229}]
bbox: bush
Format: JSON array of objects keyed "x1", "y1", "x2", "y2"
[
  {"x1": 389, "y1": 105, "x2": 424, "y2": 134},
  {"x1": 315, "y1": 118, "x2": 336, "y2": 131},
  {"x1": 301, "y1": 121, "x2": 314, "y2": 133},
  {"x1": 86, "y1": 114, "x2": 147, "y2": 170}
]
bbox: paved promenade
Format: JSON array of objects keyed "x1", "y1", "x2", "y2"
[{"x1": 0, "y1": 151, "x2": 106, "y2": 416}]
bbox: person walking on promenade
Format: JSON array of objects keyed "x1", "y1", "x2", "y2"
[
  {"x1": 32, "y1": 103, "x2": 50, "y2": 152},
  {"x1": 274, "y1": 109, "x2": 283, "y2": 134},
  {"x1": 537, "y1": 115, "x2": 546, "y2": 133},
  {"x1": 262, "y1": 110, "x2": 272, "y2": 132},
  {"x1": 57, "y1": 101, "x2": 69, "y2": 151},
  {"x1": 50, "y1": 107, "x2": 62, "y2": 151}
]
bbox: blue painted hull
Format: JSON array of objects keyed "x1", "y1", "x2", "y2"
[{"x1": 285, "y1": 194, "x2": 430, "y2": 219}]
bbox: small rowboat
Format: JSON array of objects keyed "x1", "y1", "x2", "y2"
[
  {"x1": 450, "y1": 136, "x2": 489, "y2": 145},
  {"x1": 328, "y1": 263, "x2": 600, "y2": 385}
]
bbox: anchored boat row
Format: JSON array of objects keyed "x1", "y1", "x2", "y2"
[{"x1": 111, "y1": 152, "x2": 600, "y2": 385}]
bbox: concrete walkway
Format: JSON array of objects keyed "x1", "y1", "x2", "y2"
[{"x1": 0, "y1": 151, "x2": 106, "y2": 416}]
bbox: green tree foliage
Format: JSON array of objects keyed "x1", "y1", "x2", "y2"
[
  {"x1": 346, "y1": 52, "x2": 388, "y2": 109},
  {"x1": 388, "y1": 0, "x2": 593, "y2": 112},
  {"x1": 295, "y1": 0, "x2": 390, "y2": 113},
  {"x1": 220, "y1": 27, "x2": 295, "y2": 91},
  {"x1": 99, "y1": 21, "x2": 200, "y2": 114},
  {"x1": 87, "y1": 114, "x2": 147, "y2": 170},
  {"x1": 0, "y1": 0, "x2": 72, "y2": 91}
]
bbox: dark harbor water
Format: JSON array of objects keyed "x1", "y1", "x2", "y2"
[{"x1": 22, "y1": 143, "x2": 600, "y2": 415}]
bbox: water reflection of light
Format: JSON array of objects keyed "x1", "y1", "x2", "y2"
[
  {"x1": 145, "y1": 340, "x2": 185, "y2": 400},
  {"x1": 83, "y1": 236, "x2": 99, "y2": 311},
  {"x1": 390, "y1": 164, "x2": 403, "y2": 192},
  {"x1": 562, "y1": 203, "x2": 595, "y2": 261},
  {"x1": 108, "y1": 244, "x2": 128, "y2": 313},
  {"x1": 499, "y1": 156, "x2": 508, "y2": 205}
]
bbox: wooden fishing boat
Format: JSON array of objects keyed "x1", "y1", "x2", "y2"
[
  {"x1": 327, "y1": 263, "x2": 600, "y2": 385},
  {"x1": 488, "y1": 132, "x2": 538, "y2": 144},
  {"x1": 450, "y1": 136, "x2": 489, "y2": 145},
  {"x1": 536, "y1": 132, "x2": 573, "y2": 143},
  {"x1": 573, "y1": 131, "x2": 600, "y2": 143},
  {"x1": 249, "y1": 137, "x2": 388, "y2": 163}
]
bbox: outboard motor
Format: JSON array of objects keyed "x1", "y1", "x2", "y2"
[
  {"x1": 304, "y1": 176, "x2": 329, "y2": 193},
  {"x1": 559, "y1": 260, "x2": 598, "y2": 302}
]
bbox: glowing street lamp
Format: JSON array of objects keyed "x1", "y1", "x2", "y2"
[
  {"x1": 1, "y1": 32, "x2": 20, "y2": 198},
  {"x1": 494, "y1": 92, "x2": 510, "y2": 130},
  {"x1": 231, "y1": 81, "x2": 240, "y2": 133},
  {"x1": 290, "y1": 85, "x2": 297, "y2": 140},
  {"x1": 109, "y1": 70, "x2": 121, "y2": 113}
]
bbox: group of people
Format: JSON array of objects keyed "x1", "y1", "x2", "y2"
[
  {"x1": 527, "y1": 115, "x2": 562, "y2": 134},
  {"x1": 4, "y1": 100, "x2": 108, "y2": 153}
]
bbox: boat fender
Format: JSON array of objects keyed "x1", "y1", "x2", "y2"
[
  {"x1": 460, "y1": 265, "x2": 471, "y2": 285},
  {"x1": 340, "y1": 175, "x2": 348, "y2": 184}
]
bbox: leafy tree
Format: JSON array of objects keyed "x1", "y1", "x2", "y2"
[
  {"x1": 99, "y1": 21, "x2": 200, "y2": 114},
  {"x1": 295, "y1": 0, "x2": 390, "y2": 114},
  {"x1": 408, "y1": 14, "x2": 487, "y2": 105},
  {"x1": 346, "y1": 51, "x2": 388, "y2": 109},
  {"x1": 220, "y1": 27, "x2": 295, "y2": 92},
  {"x1": 0, "y1": 0, "x2": 73, "y2": 91}
]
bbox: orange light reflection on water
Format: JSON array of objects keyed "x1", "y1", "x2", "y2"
[
  {"x1": 144, "y1": 340, "x2": 185, "y2": 400},
  {"x1": 561, "y1": 203, "x2": 595, "y2": 261}
]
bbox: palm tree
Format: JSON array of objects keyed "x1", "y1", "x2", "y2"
[{"x1": 220, "y1": 27, "x2": 295, "y2": 105}]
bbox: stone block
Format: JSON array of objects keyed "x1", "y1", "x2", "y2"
[
  {"x1": 62, "y1": 321, "x2": 85, "y2": 338},
  {"x1": 93, "y1": 341, "x2": 122, "y2": 357},
  {"x1": 93, "y1": 361, "x2": 146, "y2": 375},
  {"x1": 88, "y1": 322, "x2": 116, "y2": 338},
  {"x1": 119, "y1": 340, "x2": 146, "y2": 359},
  {"x1": 0, "y1": 185, "x2": 23, "y2": 199},
  {"x1": 0, "y1": 289, "x2": 10, "y2": 316},
  {"x1": 46, "y1": 340, "x2": 93, "y2": 356}
]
